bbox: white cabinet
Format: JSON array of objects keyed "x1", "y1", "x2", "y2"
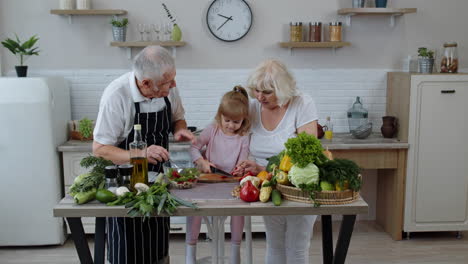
[
  {"x1": 59, "y1": 141, "x2": 267, "y2": 234},
  {"x1": 387, "y1": 73, "x2": 468, "y2": 232}
]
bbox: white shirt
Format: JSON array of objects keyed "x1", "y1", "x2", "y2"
[
  {"x1": 94, "y1": 71, "x2": 185, "y2": 146},
  {"x1": 249, "y1": 94, "x2": 318, "y2": 166}
]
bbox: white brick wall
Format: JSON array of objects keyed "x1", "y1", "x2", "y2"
[{"x1": 23, "y1": 68, "x2": 390, "y2": 132}]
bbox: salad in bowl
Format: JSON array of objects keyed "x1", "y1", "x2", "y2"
[{"x1": 163, "y1": 161, "x2": 200, "y2": 189}]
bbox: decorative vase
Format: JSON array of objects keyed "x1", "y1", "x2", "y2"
[
  {"x1": 418, "y1": 58, "x2": 434, "y2": 73},
  {"x1": 381, "y1": 116, "x2": 397, "y2": 138},
  {"x1": 112, "y1": 26, "x2": 127, "y2": 42},
  {"x1": 375, "y1": 0, "x2": 387, "y2": 8},
  {"x1": 353, "y1": 0, "x2": 366, "y2": 8},
  {"x1": 172, "y1": 24, "x2": 182, "y2": 41},
  {"x1": 15, "y1": 66, "x2": 28, "y2": 77}
]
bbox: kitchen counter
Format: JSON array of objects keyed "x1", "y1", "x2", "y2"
[{"x1": 57, "y1": 133, "x2": 408, "y2": 152}]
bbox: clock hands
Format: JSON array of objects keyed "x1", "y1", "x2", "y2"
[
  {"x1": 217, "y1": 15, "x2": 233, "y2": 31},
  {"x1": 218, "y1": 14, "x2": 233, "y2": 21}
]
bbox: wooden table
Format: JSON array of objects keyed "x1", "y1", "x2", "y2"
[
  {"x1": 322, "y1": 133, "x2": 409, "y2": 241},
  {"x1": 54, "y1": 182, "x2": 368, "y2": 264}
]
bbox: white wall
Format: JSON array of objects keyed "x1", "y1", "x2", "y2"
[{"x1": 1, "y1": 0, "x2": 466, "y2": 70}]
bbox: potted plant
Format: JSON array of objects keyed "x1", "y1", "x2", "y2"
[
  {"x1": 1, "y1": 34, "x2": 39, "y2": 77},
  {"x1": 418, "y1": 47, "x2": 435, "y2": 73},
  {"x1": 110, "y1": 17, "x2": 129, "y2": 42},
  {"x1": 70, "y1": 117, "x2": 94, "y2": 141}
]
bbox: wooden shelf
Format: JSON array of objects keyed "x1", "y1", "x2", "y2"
[
  {"x1": 279, "y1": 41, "x2": 351, "y2": 49},
  {"x1": 338, "y1": 8, "x2": 417, "y2": 15},
  {"x1": 110, "y1": 41, "x2": 186, "y2": 48},
  {"x1": 50, "y1": 9, "x2": 127, "y2": 15},
  {"x1": 279, "y1": 41, "x2": 350, "y2": 55},
  {"x1": 337, "y1": 8, "x2": 417, "y2": 27},
  {"x1": 111, "y1": 41, "x2": 187, "y2": 59}
]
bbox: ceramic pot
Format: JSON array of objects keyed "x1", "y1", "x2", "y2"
[
  {"x1": 15, "y1": 66, "x2": 28, "y2": 77},
  {"x1": 317, "y1": 123, "x2": 324, "y2": 139},
  {"x1": 381, "y1": 116, "x2": 397, "y2": 138}
]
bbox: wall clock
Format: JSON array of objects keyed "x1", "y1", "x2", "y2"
[{"x1": 206, "y1": 0, "x2": 253, "y2": 42}]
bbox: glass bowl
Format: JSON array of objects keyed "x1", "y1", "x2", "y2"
[
  {"x1": 351, "y1": 122, "x2": 372, "y2": 139},
  {"x1": 163, "y1": 160, "x2": 199, "y2": 189}
]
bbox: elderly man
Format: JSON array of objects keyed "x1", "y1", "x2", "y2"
[{"x1": 93, "y1": 45, "x2": 194, "y2": 264}]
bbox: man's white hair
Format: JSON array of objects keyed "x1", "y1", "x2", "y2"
[{"x1": 132, "y1": 46, "x2": 175, "y2": 82}]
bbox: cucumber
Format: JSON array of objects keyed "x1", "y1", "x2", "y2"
[{"x1": 271, "y1": 189, "x2": 282, "y2": 206}]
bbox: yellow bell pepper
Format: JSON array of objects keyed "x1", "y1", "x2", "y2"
[
  {"x1": 335, "y1": 181, "x2": 349, "y2": 191},
  {"x1": 279, "y1": 155, "x2": 293, "y2": 172}
]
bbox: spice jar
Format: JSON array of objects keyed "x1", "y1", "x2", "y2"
[
  {"x1": 309, "y1": 22, "x2": 322, "y2": 42},
  {"x1": 290, "y1": 22, "x2": 303, "y2": 42},
  {"x1": 76, "y1": 0, "x2": 91, "y2": 10},
  {"x1": 440, "y1": 42, "x2": 458, "y2": 73},
  {"x1": 329, "y1": 22, "x2": 342, "y2": 42},
  {"x1": 59, "y1": 0, "x2": 74, "y2": 9}
]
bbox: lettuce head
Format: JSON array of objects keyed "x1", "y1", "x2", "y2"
[{"x1": 288, "y1": 163, "x2": 319, "y2": 187}]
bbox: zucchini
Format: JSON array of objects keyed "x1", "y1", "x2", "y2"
[{"x1": 271, "y1": 189, "x2": 282, "y2": 206}]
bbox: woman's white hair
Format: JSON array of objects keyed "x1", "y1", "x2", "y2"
[
  {"x1": 133, "y1": 46, "x2": 175, "y2": 82},
  {"x1": 247, "y1": 59, "x2": 299, "y2": 107}
]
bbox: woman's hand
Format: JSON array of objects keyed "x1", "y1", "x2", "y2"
[
  {"x1": 232, "y1": 160, "x2": 263, "y2": 176},
  {"x1": 147, "y1": 145, "x2": 169, "y2": 164},
  {"x1": 194, "y1": 158, "x2": 213, "y2": 173}
]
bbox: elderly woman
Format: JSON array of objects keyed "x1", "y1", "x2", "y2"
[{"x1": 234, "y1": 59, "x2": 318, "y2": 264}]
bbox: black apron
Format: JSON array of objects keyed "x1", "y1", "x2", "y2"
[{"x1": 107, "y1": 97, "x2": 172, "y2": 264}]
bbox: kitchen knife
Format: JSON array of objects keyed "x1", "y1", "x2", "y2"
[{"x1": 210, "y1": 166, "x2": 234, "y2": 177}]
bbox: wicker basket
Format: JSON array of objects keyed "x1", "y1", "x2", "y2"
[{"x1": 276, "y1": 183, "x2": 359, "y2": 205}]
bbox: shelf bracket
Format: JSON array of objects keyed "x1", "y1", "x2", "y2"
[
  {"x1": 67, "y1": 15, "x2": 73, "y2": 24},
  {"x1": 344, "y1": 14, "x2": 355, "y2": 26},
  {"x1": 332, "y1": 47, "x2": 336, "y2": 55},
  {"x1": 390, "y1": 13, "x2": 403, "y2": 27},
  {"x1": 126, "y1": 48, "x2": 132, "y2": 59},
  {"x1": 171, "y1": 47, "x2": 177, "y2": 58}
]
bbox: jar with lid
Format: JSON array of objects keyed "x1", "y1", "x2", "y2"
[
  {"x1": 329, "y1": 22, "x2": 342, "y2": 42},
  {"x1": 118, "y1": 164, "x2": 133, "y2": 189},
  {"x1": 290, "y1": 22, "x2": 303, "y2": 42},
  {"x1": 440, "y1": 42, "x2": 458, "y2": 73},
  {"x1": 104, "y1": 165, "x2": 119, "y2": 193},
  {"x1": 347, "y1": 96, "x2": 369, "y2": 133},
  {"x1": 309, "y1": 22, "x2": 322, "y2": 42}
]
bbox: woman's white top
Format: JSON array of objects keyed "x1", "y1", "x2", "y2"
[{"x1": 249, "y1": 93, "x2": 318, "y2": 167}]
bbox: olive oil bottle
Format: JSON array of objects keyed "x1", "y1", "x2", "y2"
[{"x1": 129, "y1": 124, "x2": 148, "y2": 188}]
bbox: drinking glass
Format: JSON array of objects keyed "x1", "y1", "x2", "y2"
[
  {"x1": 137, "y1": 23, "x2": 145, "y2": 41},
  {"x1": 152, "y1": 24, "x2": 161, "y2": 41},
  {"x1": 144, "y1": 24, "x2": 152, "y2": 41},
  {"x1": 164, "y1": 23, "x2": 172, "y2": 41}
]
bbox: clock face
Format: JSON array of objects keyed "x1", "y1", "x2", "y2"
[{"x1": 206, "y1": 0, "x2": 253, "y2": 42}]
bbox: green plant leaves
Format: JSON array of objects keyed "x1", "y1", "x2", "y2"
[{"x1": 1, "y1": 34, "x2": 39, "y2": 65}]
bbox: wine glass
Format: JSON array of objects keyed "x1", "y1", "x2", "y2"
[
  {"x1": 144, "y1": 24, "x2": 152, "y2": 41},
  {"x1": 152, "y1": 23, "x2": 161, "y2": 41},
  {"x1": 137, "y1": 23, "x2": 145, "y2": 41},
  {"x1": 164, "y1": 23, "x2": 172, "y2": 41}
]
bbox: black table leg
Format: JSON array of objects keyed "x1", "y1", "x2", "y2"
[
  {"x1": 333, "y1": 215, "x2": 356, "y2": 264},
  {"x1": 94, "y1": 217, "x2": 106, "y2": 264},
  {"x1": 321, "y1": 215, "x2": 334, "y2": 264},
  {"x1": 66, "y1": 217, "x2": 93, "y2": 264}
]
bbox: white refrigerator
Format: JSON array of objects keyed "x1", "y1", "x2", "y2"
[{"x1": 0, "y1": 77, "x2": 70, "y2": 245}]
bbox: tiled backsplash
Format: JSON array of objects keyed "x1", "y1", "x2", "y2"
[{"x1": 23, "y1": 69, "x2": 389, "y2": 132}]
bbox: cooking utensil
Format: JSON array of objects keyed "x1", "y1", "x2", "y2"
[{"x1": 210, "y1": 166, "x2": 234, "y2": 177}]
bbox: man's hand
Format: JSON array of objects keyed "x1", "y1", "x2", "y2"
[
  {"x1": 174, "y1": 129, "x2": 195, "y2": 143},
  {"x1": 147, "y1": 145, "x2": 169, "y2": 164}
]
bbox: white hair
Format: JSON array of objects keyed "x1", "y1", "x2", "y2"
[{"x1": 132, "y1": 46, "x2": 175, "y2": 82}]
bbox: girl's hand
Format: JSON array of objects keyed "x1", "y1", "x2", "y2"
[
  {"x1": 194, "y1": 158, "x2": 212, "y2": 173},
  {"x1": 233, "y1": 160, "x2": 262, "y2": 176}
]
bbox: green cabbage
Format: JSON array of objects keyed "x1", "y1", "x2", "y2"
[{"x1": 288, "y1": 163, "x2": 320, "y2": 187}]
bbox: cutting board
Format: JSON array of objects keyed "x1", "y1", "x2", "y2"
[{"x1": 198, "y1": 173, "x2": 241, "y2": 183}]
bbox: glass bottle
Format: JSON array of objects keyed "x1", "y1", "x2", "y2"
[
  {"x1": 347, "y1": 96, "x2": 369, "y2": 133},
  {"x1": 324, "y1": 116, "x2": 333, "y2": 140},
  {"x1": 440, "y1": 42, "x2": 458, "y2": 73},
  {"x1": 118, "y1": 164, "x2": 133, "y2": 189},
  {"x1": 104, "y1": 165, "x2": 119, "y2": 193},
  {"x1": 129, "y1": 124, "x2": 148, "y2": 189}
]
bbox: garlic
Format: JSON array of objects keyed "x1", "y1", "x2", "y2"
[
  {"x1": 240, "y1": 176, "x2": 261, "y2": 188},
  {"x1": 115, "y1": 186, "x2": 130, "y2": 197},
  {"x1": 134, "y1": 183, "x2": 150, "y2": 194}
]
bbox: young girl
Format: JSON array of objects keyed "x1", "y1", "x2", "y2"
[{"x1": 187, "y1": 86, "x2": 251, "y2": 264}]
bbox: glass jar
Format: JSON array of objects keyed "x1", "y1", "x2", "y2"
[
  {"x1": 118, "y1": 164, "x2": 133, "y2": 188},
  {"x1": 329, "y1": 22, "x2": 342, "y2": 42},
  {"x1": 309, "y1": 22, "x2": 322, "y2": 42},
  {"x1": 440, "y1": 42, "x2": 458, "y2": 73},
  {"x1": 290, "y1": 22, "x2": 303, "y2": 42},
  {"x1": 347, "y1": 96, "x2": 369, "y2": 133},
  {"x1": 104, "y1": 165, "x2": 119, "y2": 193}
]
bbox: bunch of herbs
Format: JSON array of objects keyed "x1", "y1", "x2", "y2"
[{"x1": 318, "y1": 159, "x2": 362, "y2": 191}]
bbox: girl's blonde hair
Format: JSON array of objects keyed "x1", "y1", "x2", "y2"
[
  {"x1": 215, "y1": 86, "x2": 251, "y2": 136},
  {"x1": 246, "y1": 59, "x2": 299, "y2": 107}
]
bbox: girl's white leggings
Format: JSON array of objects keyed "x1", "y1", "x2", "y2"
[
  {"x1": 186, "y1": 216, "x2": 245, "y2": 245},
  {"x1": 263, "y1": 215, "x2": 317, "y2": 264}
]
